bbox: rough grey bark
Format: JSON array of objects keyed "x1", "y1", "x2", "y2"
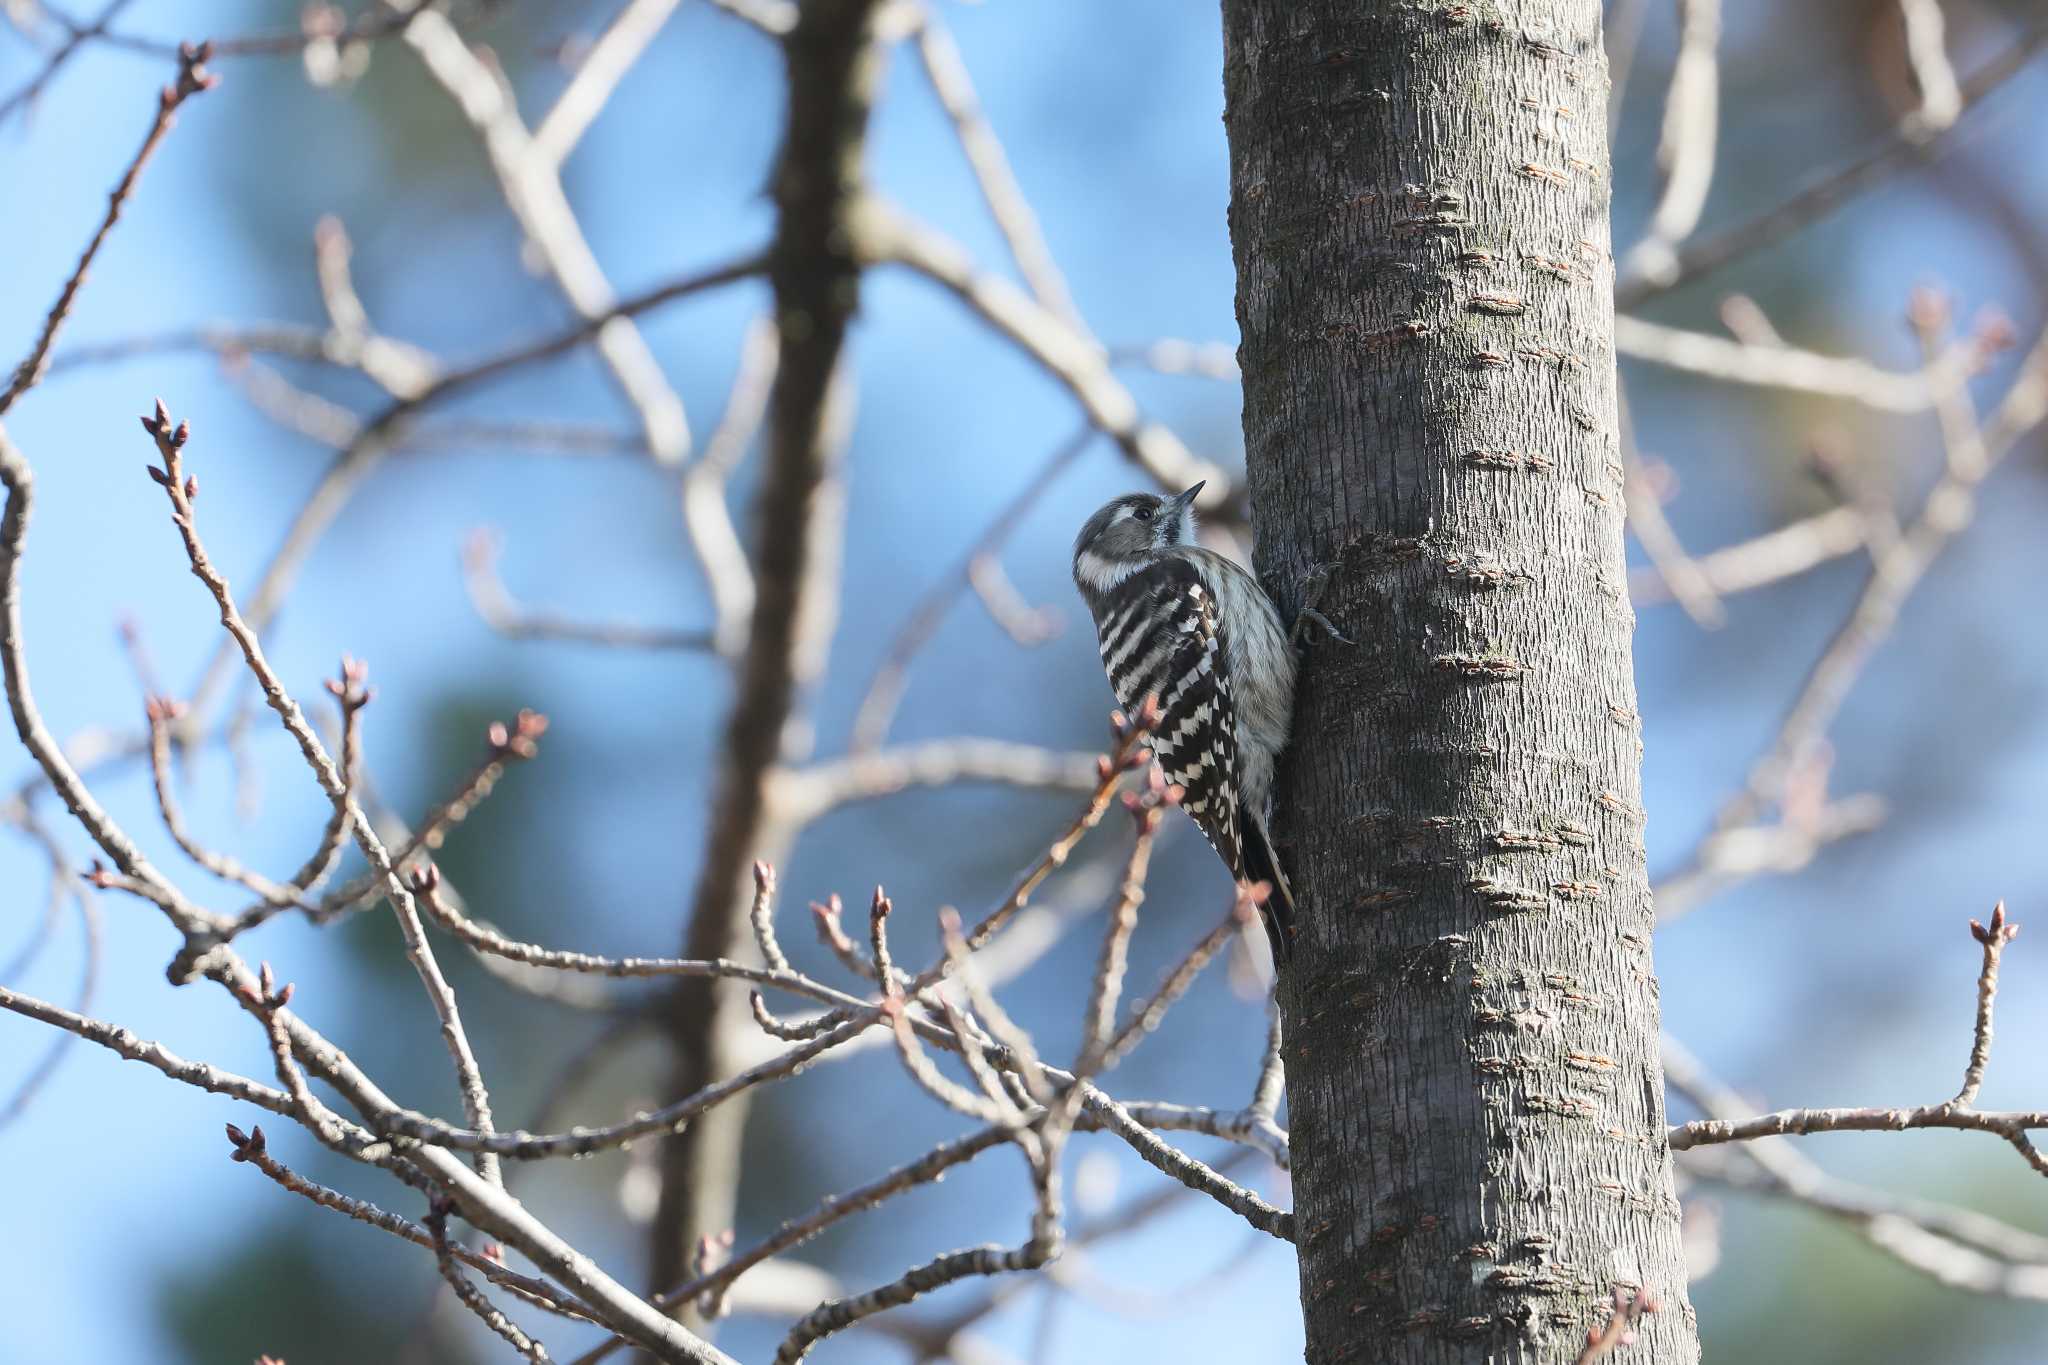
[{"x1": 1219, "y1": 4, "x2": 1701, "y2": 1362}]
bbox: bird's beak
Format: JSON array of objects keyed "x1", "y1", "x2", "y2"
[{"x1": 1168, "y1": 481, "x2": 1205, "y2": 514}]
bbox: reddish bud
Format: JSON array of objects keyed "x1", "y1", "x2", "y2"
[
  {"x1": 1907, "y1": 285, "x2": 1951, "y2": 334},
  {"x1": 1976, "y1": 308, "x2": 2018, "y2": 354},
  {"x1": 171, "y1": 420, "x2": 189, "y2": 449},
  {"x1": 183, "y1": 475, "x2": 198, "y2": 501},
  {"x1": 146, "y1": 464, "x2": 170, "y2": 485},
  {"x1": 1095, "y1": 754, "x2": 1114, "y2": 782},
  {"x1": 487, "y1": 721, "x2": 509, "y2": 749},
  {"x1": 1970, "y1": 901, "x2": 2018, "y2": 946}
]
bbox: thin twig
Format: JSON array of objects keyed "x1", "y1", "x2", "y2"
[
  {"x1": 223, "y1": 1122, "x2": 592, "y2": 1321},
  {"x1": 1954, "y1": 903, "x2": 2019, "y2": 1108},
  {"x1": 0, "y1": 876, "x2": 101, "y2": 1129},
  {"x1": 1668, "y1": 1036, "x2": 2048, "y2": 1297},
  {"x1": 1615, "y1": 20, "x2": 2048, "y2": 305},
  {"x1": 0, "y1": 982, "x2": 295, "y2": 1118},
  {"x1": 0, "y1": 42, "x2": 215, "y2": 417},
  {"x1": 849, "y1": 423, "x2": 1093, "y2": 751},
  {"x1": 1669, "y1": 912, "x2": 2046, "y2": 1175},
  {"x1": 459, "y1": 530, "x2": 716, "y2": 650},
  {"x1": 141, "y1": 403, "x2": 504, "y2": 1185},
  {"x1": 911, "y1": 6, "x2": 1083, "y2": 329},
  {"x1": 0, "y1": 0, "x2": 139, "y2": 125},
  {"x1": 855, "y1": 203, "x2": 1227, "y2": 513},
  {"x1": 1103, "y1": 888, "x2": 1259, "y2": 1071},
  {"x1": 683, "y1": 314, "x2": 778, "y2": 654},
  {"x1": 427, "y1": 1196, "x2": 556, "y2": 1362},
  {"x1": 302, "y1": 708, "x2": 548, "y2": 924}
]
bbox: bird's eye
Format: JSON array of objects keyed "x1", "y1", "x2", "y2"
[{"x1": 1132, "y1": 505, "x2": 1154, "y2": 522}]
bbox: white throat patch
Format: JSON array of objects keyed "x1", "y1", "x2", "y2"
[{"x1": 1075, "y1": 549, "x2": 1142, "y2": 594}]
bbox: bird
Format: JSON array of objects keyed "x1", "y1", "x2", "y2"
[{"x1": 1071, "y1": 482, "x2": 1299, "y2": 962}]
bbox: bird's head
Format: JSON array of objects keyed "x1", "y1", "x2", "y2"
[{"x1": 1072, "y1": 483, "x2": 1203, "y2": 593}]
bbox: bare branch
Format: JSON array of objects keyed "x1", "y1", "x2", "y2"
[
  {"x1": 1668, "y1": 1036, "x2": 2048, "y2": 1297},
  {"x1": 1628, "y1": 504, "x2": 1867, "y2": 605},
  {"x1": 300, "y1": 706, "x2": 547, "y2": 927},
  {"x1": 426, "y1": 1197, "x2": 557, "y2": 1362},
  {"x1": 1898, "y1": 0, "x2": 1963, "y2": 135},
  {"x1": 911, "y1": 6, "x2": 1083, "y2": 329},
  {"x1": 0, "y1": 982, "x2": 295, "y2": 1118},
  {"x1": 1619, "y1": 0, "x2": 1720, "y2": 288},
  {"x1": 775, "y1": 1232, "x2": 1052, "y2": 1365},
  {"x1": 849, "y1": 423, "x2": 1093, "y2": 751},
  {"x1": 1669, "y1": 908, "x2": 2046, "y2": 1177},
  {"x1": 1102, "y1": 888, "x2": 1259, "y2": 1071},
  {"x1": 145, "y1": 696, "x2": 315, "y2": 910},
  {"x1": 1616, "y1": 19, "x2": 2048, "y2": 305},
  {"x1": 0, "y1": 0, "x2": 140, "y2": 125},
  {"x1": 684, "y1": 314, "x2": 779, "y2": 655},
  {"x1": 532, "y1": 0, "x2": 683, "y2": 170},
  {"x1": 0, "y1": 882, "x2": 100, "y2": 1129},
  {"x1": 774, "y1": 738, "x2": 1102, "y2": 824},
  {"x1": 856, "y1": 202, "x2": 1228, "y2": 509},
  {"x1": 460, "y1": 530, "x2": 716, "y2": 651},
  {"x1": 406, "y1": 8, "x2": 692, "y2": 463},
  {"x1": 0, "y1": 423, "x2": 229, "y2": 948},
  {"x1": 1614, "y1": 314, "x2": 1958, "y2": 412},
  {"x1": 0, "y1": 43, "x2": 214, "y2": 416},
  {"x1": 1666, "y1": 321, "x2": 2048, "y2": 915},
  {"x1": 141, "y1": 403, "x2": 503, "y2": 1183},
  {"x1": 1619, "y1": 396, "x2": 1724, "y2": 629},
  {"x1": 1954, "y1": 902, "x2": 2019, "y2": 1108}
]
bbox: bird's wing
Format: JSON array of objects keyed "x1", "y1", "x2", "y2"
[{"x1": 1096, "y1": 562, "x2": 1243, "y2": 876}]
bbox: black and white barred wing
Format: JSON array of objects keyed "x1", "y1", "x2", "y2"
[{"x1": 1093, "y1": 563, "x2": 1243, "y2": 875}]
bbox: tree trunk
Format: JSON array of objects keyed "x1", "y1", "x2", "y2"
[
  {"x1": 648, "y1": 0, "x2": 881, "y2": 1332},
  {"x1": 1219, "y1": 4, "x2": 1701, "y2": 1361}
]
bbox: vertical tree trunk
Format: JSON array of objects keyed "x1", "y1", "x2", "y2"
[
  {"x1": 648, "y1": 0, "x2": 882, "y2": 1330},
  {"x1": 1219, "y1": 5, "x2": 1700, "y2": 1361}
]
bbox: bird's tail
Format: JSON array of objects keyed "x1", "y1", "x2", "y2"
[{"x1": 1237, "y1": 812, "x2": 1296, "y2": 965}]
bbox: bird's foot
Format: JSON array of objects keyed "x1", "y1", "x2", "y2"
[{"x1": 1290, "y1": 563, "x2": 1351, "y2": 647}]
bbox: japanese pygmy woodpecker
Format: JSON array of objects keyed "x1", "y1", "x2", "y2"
[{"x1": 1072, "y1": 483, "x2": 1298, "y2": 961}]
